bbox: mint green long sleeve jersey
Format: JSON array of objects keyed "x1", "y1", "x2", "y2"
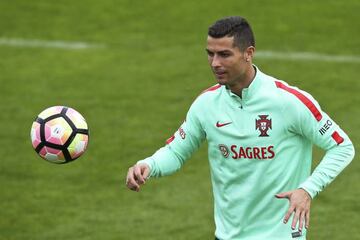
[{"x1": 138, "y1": 66, "x2": 355, "y2": 240}]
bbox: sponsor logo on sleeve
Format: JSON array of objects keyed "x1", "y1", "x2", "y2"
[
  {"x1": 319, "y1": 119, "x2": 333, "y2": 135},
  {"x1": 179, "y1": 127, "x2": 186, "y2": 139},
  {"x1": 166, "y1": 125, "x2": 186, "y2": 144}
]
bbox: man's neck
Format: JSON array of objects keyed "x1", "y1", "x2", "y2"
[{"x1": 228, "y1": 65, "x2": 256, "y2": 98}]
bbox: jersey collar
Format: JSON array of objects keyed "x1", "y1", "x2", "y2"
[{"x1": 225, "y1": 65, "x2": 263, "y2": 102}]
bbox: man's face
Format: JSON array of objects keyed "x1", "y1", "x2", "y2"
[{"x1": 206, "y1": 36, "x2": 249, "y2": 86}]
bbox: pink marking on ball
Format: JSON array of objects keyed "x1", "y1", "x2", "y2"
[
  {"x1": 32, "y1": 139, "x2": 41, "y2": 149},
  {"x1": 47, "y1": 136, "x2": 63, "y2": 145},
  {"x1": 39, "y1": 147, "x2": 47, "y2": 157},
  {"x1": 45, "y1": 124, "x2": 52, "y2": 141},
  {"x1": 44, "y1": 146, "x2": 62, "y2": 155}
]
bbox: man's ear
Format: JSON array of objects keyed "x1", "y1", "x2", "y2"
[{"x1": 245, "y1": 46, "x2": 255, "y2": 62}]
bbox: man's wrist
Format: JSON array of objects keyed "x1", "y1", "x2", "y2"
[
  {"x1": 299, "y1": 187, "x2": 312, "y2": 199},
  {"x1": 137, "y1": 159, "x2": 153, "y2": 178}
]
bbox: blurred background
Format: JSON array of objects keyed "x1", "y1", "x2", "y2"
[{"x1": 0, "y1": 0, "x2": 359, "y2": 239}]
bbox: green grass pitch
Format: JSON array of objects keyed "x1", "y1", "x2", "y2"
[{"x1": 0, "y1": 1, "x2": 359, "y2": 239}]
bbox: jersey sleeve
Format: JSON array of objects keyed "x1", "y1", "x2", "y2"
[
  {"x1": 137, "y1": 98, "x2": 206, "y2": 177},
  {"x1": 282, "y1": 83, "x2": 355, "y2": 198}
]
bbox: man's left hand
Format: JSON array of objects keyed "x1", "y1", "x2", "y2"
[{"x1": 275, "y1": 188, "x2": 312, "y2": 232}]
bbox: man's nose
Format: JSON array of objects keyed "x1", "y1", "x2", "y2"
[{"x1": 211, "y1": 55, "x2": 221, "y2": 68}]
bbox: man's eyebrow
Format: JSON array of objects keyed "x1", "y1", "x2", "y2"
[
  {"x1": 218, "y1": 50, "x2": 232, "y2": 53},
  {"x1": 206, "y1": 49, "x2": 231, "y2": 54}
]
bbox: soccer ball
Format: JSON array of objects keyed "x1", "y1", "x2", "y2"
[{"x1": 30, "y1": 106, "x2": 89, "y2": 164}]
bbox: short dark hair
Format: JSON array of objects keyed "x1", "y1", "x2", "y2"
[{"x1": 208, "y1": 16, "x2": 255, "y2": 51}]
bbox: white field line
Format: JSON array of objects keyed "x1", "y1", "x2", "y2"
[
  {"x1": 256, "y1": 50, "x2": 360, "y2": 63},
  {"x1": 0, "y1": 37, "x2": 359, "y2": 63},
  {"x1": 0, "y1": 37, "x2": 105, "y2": 50}
]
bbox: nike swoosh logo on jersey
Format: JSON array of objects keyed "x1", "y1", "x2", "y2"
[{"x1": 216, "y1": 121, "x2": 232, "y2": 127}]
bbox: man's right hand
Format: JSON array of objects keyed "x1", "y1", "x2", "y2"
[{"x1": 126, "y1": 163, "x2": 151, "y2": 192}]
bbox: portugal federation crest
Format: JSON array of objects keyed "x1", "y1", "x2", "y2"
[{"x1": 255, "y1": 115, "x2": 272, "y2": 137}]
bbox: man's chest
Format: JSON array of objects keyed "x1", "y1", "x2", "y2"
[{"x1": 202, "y1": 103, "x2": 287, "y2": 148}]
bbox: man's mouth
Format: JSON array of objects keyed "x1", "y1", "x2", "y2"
[{"x1": 214, "y1": 70, "x2": 226, "y2": 78}]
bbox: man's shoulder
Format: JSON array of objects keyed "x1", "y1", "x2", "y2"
[
  {"x1": 258, "y1": 69, "x2": 312, "y2": 102},
  {"x1": 274, "y1": 79, "x2": 318, "y2": 104},
  {"x1": 201, "y1": 84, "x2": 223, "y2": 95},
  {"x1": 195, "y1": 84, "x2": 223, "y2": 102},
  {"x1": 188, "y1": 84, "x2": 223, "y2": 113},
  {"x1": 255, "y1": 71, "x2": 288, "y2": 102},
  {"x1": 266, "y1": 77, "x2": 322, "y2": 120}
]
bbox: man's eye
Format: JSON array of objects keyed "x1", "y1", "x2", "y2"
[{"x1": 220, "y1": 53, "x2": 230, "y2": 57}]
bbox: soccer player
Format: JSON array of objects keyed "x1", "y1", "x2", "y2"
[{"x1": 126, "y1": 16, "x2": 355, "y2": 239}]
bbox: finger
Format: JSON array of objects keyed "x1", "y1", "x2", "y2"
[
  {"x1": 275, "y1": 191, "x2": 291, "y2": 199},
  {"x1": 126, "y1": 167, "x2": 140, "y2": 191},
  {"x1": 126, "y1": 167, "x2": 134, "y2": 183},
  {"x1": 291, "y1": 209, "x2": 300, "y2": 230},
  {"x1": 134, "y1": 165, "x2": 145, "y2": 184},
  {"x1": 283, "y1": 204, "x2": 295, "y2": 224},
  {"x1": 305, "y1": 209, "x2": 310, "y2": 229},
  {"x1": 125, "y1": 167, "x2": 132, "y2": 186},
  {"x1": 129, "y1": 182, "x2": 140, "y2": 192},
  {"x1": 141, "y1": 165, "x2": 150, "y2": 180},
  {"x1": 298, "y1": 211, "x2": 305, "y2": 232}
]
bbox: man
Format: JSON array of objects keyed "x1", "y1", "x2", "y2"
[{"x1": 126, "y1": 16, "x2": 355, "y2": 239}]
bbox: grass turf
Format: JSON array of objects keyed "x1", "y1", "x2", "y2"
[{"x1": 0, "y1": 1, "x2": 359, "y2": 239}]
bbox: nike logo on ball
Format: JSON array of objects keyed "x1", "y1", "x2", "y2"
[{"x1": 216, "y1": 121, "x2": 232, "y2": 127}]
